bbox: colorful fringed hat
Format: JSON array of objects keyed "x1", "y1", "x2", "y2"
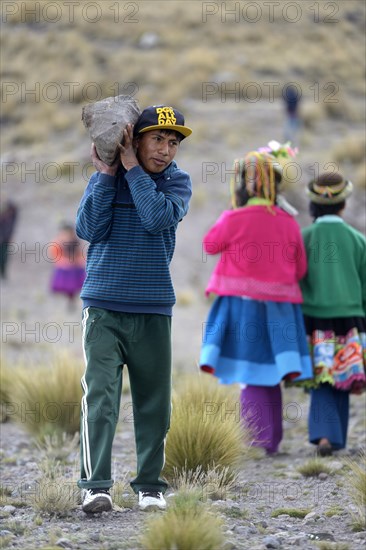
[
  {"x1": 230, "y1": 141, "x2": 298, "y2": 209},
  {"x1": 307, "y1": 172, "x2": 353, "y2": 204}
]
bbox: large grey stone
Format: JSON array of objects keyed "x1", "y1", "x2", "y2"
[{"x1": 82, "y1": 95, "x2": 141, "y2": 165}]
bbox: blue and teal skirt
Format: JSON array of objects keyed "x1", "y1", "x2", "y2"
[{"x1": 200, "y1": 296, "x2": 312, "y2": 386}]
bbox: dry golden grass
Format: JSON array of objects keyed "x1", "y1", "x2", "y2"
[
  {"x1": 140, "y1": 489, "x2": 225, "y2": 550},
  {"x1": 271, "y1": 507, "x2": 311, "y2": 518},
  {"x1": 0, "y1": 362, "x2": 13, "y2": 422},
  {"x1": 297, "y1": 457, "x2": 334, "y2": 478},
  {"x1": 163, "y1": 374, "x2": 249, "y2": 485},
  {"x1": 343, "y1": 449, "x2": 366, "y2": 530},
  {"x1": 111, "y1": 472, "x2": 136, "y2": 510},
  {"x1": 332, "y1": 136, "x2": 366, "y2": 165},
  {"x1": 172, "y1": 463, "x2": 238, "y2": 501},
  {"x1": 316, "y1": 544, "x2": 350, "y2": 550},
  {"x1": 1, "y1": 0, "x2": 364, "y2": 154},
  {"x1": 354, "y1": 163, "x2": 366, "y2": 189},
  {"x1": 36, "y1": 432, "x2": 80, "y2": 462},
  {"x1": 31, "y1": 458, "x2": 79, "y2": 517},
  {"x1": 176, "y1": 289, "x2": 195, "y2": 307},
  {"x1": 7, "y1": 351, "x2": 83, "y2": 440},
  {"x1": 301, "y1": 102, "x2": 325, "y2": 130}
]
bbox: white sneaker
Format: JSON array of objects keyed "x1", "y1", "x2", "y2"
[
  {"x1": 82, "y1": 488, "x2": 112, "y2": 513},
  {"x1": 138, "y1": 490, "x2": 166, "y2": 511}
]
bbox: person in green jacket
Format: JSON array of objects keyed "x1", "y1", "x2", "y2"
[{"x1": 300, "y1": 172, "x2": 366, "y2": 456}]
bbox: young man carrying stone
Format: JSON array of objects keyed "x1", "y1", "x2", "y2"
[{"x1": 76, "y1": 105, "x2": 192, "y2": 513}]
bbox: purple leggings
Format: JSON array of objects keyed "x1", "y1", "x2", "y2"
[{"x1": 240, "y1": 385, "x2": 283, "y2": 454}]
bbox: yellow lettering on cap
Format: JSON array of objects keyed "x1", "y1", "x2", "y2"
[
  {"x1": 155, "y1": 106, "x2": 176, "y2": 123},
  {"x1": 159, "y1": 118, "x2": 177, "y2": 125}
]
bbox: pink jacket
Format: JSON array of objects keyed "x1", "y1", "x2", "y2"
[{"x1": 203, "y1": 205, "x2": 307, "y2": 303}]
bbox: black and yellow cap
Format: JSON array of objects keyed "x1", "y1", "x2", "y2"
[{"x1": 133, "y1": 105, "x2": 192, "y2": 139}]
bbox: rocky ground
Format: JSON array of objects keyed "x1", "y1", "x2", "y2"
[
  {"x1": 1, "y1": 98, "x2": 365, "y2": 549},
  {"x1": 0, "y1": 387, "x2": 365, "y2": 550}
]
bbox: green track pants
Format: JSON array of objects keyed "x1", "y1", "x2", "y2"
[{"x1": 78, "y1": 307, "x2": 172, "y2": 494}]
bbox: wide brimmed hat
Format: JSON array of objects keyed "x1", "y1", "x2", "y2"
[
  {"x1": 133, "y1": 105, "x2": 192, "y2": 139},
  {"x1": 307, "y1": 172, "x2": 353, "y2": 204}
]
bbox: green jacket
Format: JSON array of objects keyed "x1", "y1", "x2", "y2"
[{"x1": 300, "y1": 216, "x2": 366, "y2": 318}]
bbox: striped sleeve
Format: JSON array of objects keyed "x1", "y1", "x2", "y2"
[
  {"x1": 76, "y1": 173, "x2": 117, "y2": 244},
  {"x1": 125, "y1": 166, "x2": 192, "y2": 234}
]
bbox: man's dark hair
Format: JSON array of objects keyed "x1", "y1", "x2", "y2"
[
  {"x1": 309, "y1": 201, "x2": 345, "y2": 220},
  {"x1": 136, "y1": 129, "x2": 184, "y2": 142},
  {"x1": 160, "y1": 129, "x2": 184, "y2": 142}
]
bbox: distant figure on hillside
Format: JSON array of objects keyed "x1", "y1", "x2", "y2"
[
  {"x1": 283, "y1": 84, "x2": 301, "y2": 145},
  {"x1": 300, "y1": 172, "x2": 366, "y2": 456},
  {"x1": 49, "y1": 222, "x2": 86, "y2": 309},
  {"x1": 0, "y1": 199, "x2": 18, "y2": 279},
  {"x1": 200, "y1": 144, "x2": 312, "y2": 455}
]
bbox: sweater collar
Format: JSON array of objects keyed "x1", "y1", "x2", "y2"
[
  {"x1": 119, "y1": 160, "x2": 177, "y2": 181},
  {"x1": 315, "y1": 215, "x2": 344, "y2": 223},
  {"x1": 246, "y1": 198, "x2": 273, "y2": 206},
  {"x1": 150, "y1": 160, "x2": 177, "y2": 181}
]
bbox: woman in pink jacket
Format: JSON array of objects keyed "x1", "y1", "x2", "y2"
[{"x1": 200, "y1": 145, "x2": 312, "y2": 454}]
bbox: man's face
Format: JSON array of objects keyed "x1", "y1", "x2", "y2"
[{"x1": 134, "y1": 130, "x2": 180, "y2": 174}]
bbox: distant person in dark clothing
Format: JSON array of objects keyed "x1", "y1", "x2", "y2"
[
  {"x1": 0, "y1": 200, "x2": 18, "y2": 279},
  {"x1": 283, "y1": 84, "x2": 301, "y2": 145}
]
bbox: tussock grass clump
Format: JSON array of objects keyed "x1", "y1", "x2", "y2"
[
  {"x1": 140, "y1": 490, "x2": 225, "y2": 550},
  {"x1": 172, "y1": 464, "x2": 238, "y2": 501},
  {"x1": 8, "y1": 352, "x2": 83, "y2": 441},
  {"x1": 316, "y1": 543, "x2": 350, "y2": 550},
  {"x1": 271, "y1": 507, "x2": 311, "y2": 519},
  {"x1": 176, "y1": 289, "x2": 195, "y2": 307},
  {"x1": 221, "y1": 505, "x2": 249, "y2": 520},
  {"x1": 343, "y1": 449, "x2": 366, "y2": 530},
  {"x1": 31, "y1": 458, "x2": 79, "y2": 517},
  {"x1": 0, "y1": 485, "x2": 13, "y2": 507},
  {"x1": 163, "y1": 375, "x2": 249, "y2": 487},
  {"x1": 36, "y1": 432, "x2": 79, "y2": 462},
  {"x1": 0, "y1": 362, "x2": 13, "y2": 422},
  {"x1": 111, "y1": 472, "x2": 135, "y2": 509},
  {"x1": 325, "y1": 505, "x2": 344, "y2": 517},
  {"x1": 297, "y1": 458, "x2": 334, "y2": 478},
  {"x1": 331, "y1": 135, "x2": 366, "y2": 167},
  {"x1": 354, "y1": 163, "x2": 366, "y2": 189},
  {"x1": 1, "y1": 520, "x2": 27, "y2": 537}
]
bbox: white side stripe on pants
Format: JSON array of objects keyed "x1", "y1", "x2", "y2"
[{"x1": 81, "y1": 307, "x2": 92, "y2": 480}]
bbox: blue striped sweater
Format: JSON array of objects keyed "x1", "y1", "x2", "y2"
[{"x1": 76, "y1": 161, "x2": 192, "y2": 315}]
